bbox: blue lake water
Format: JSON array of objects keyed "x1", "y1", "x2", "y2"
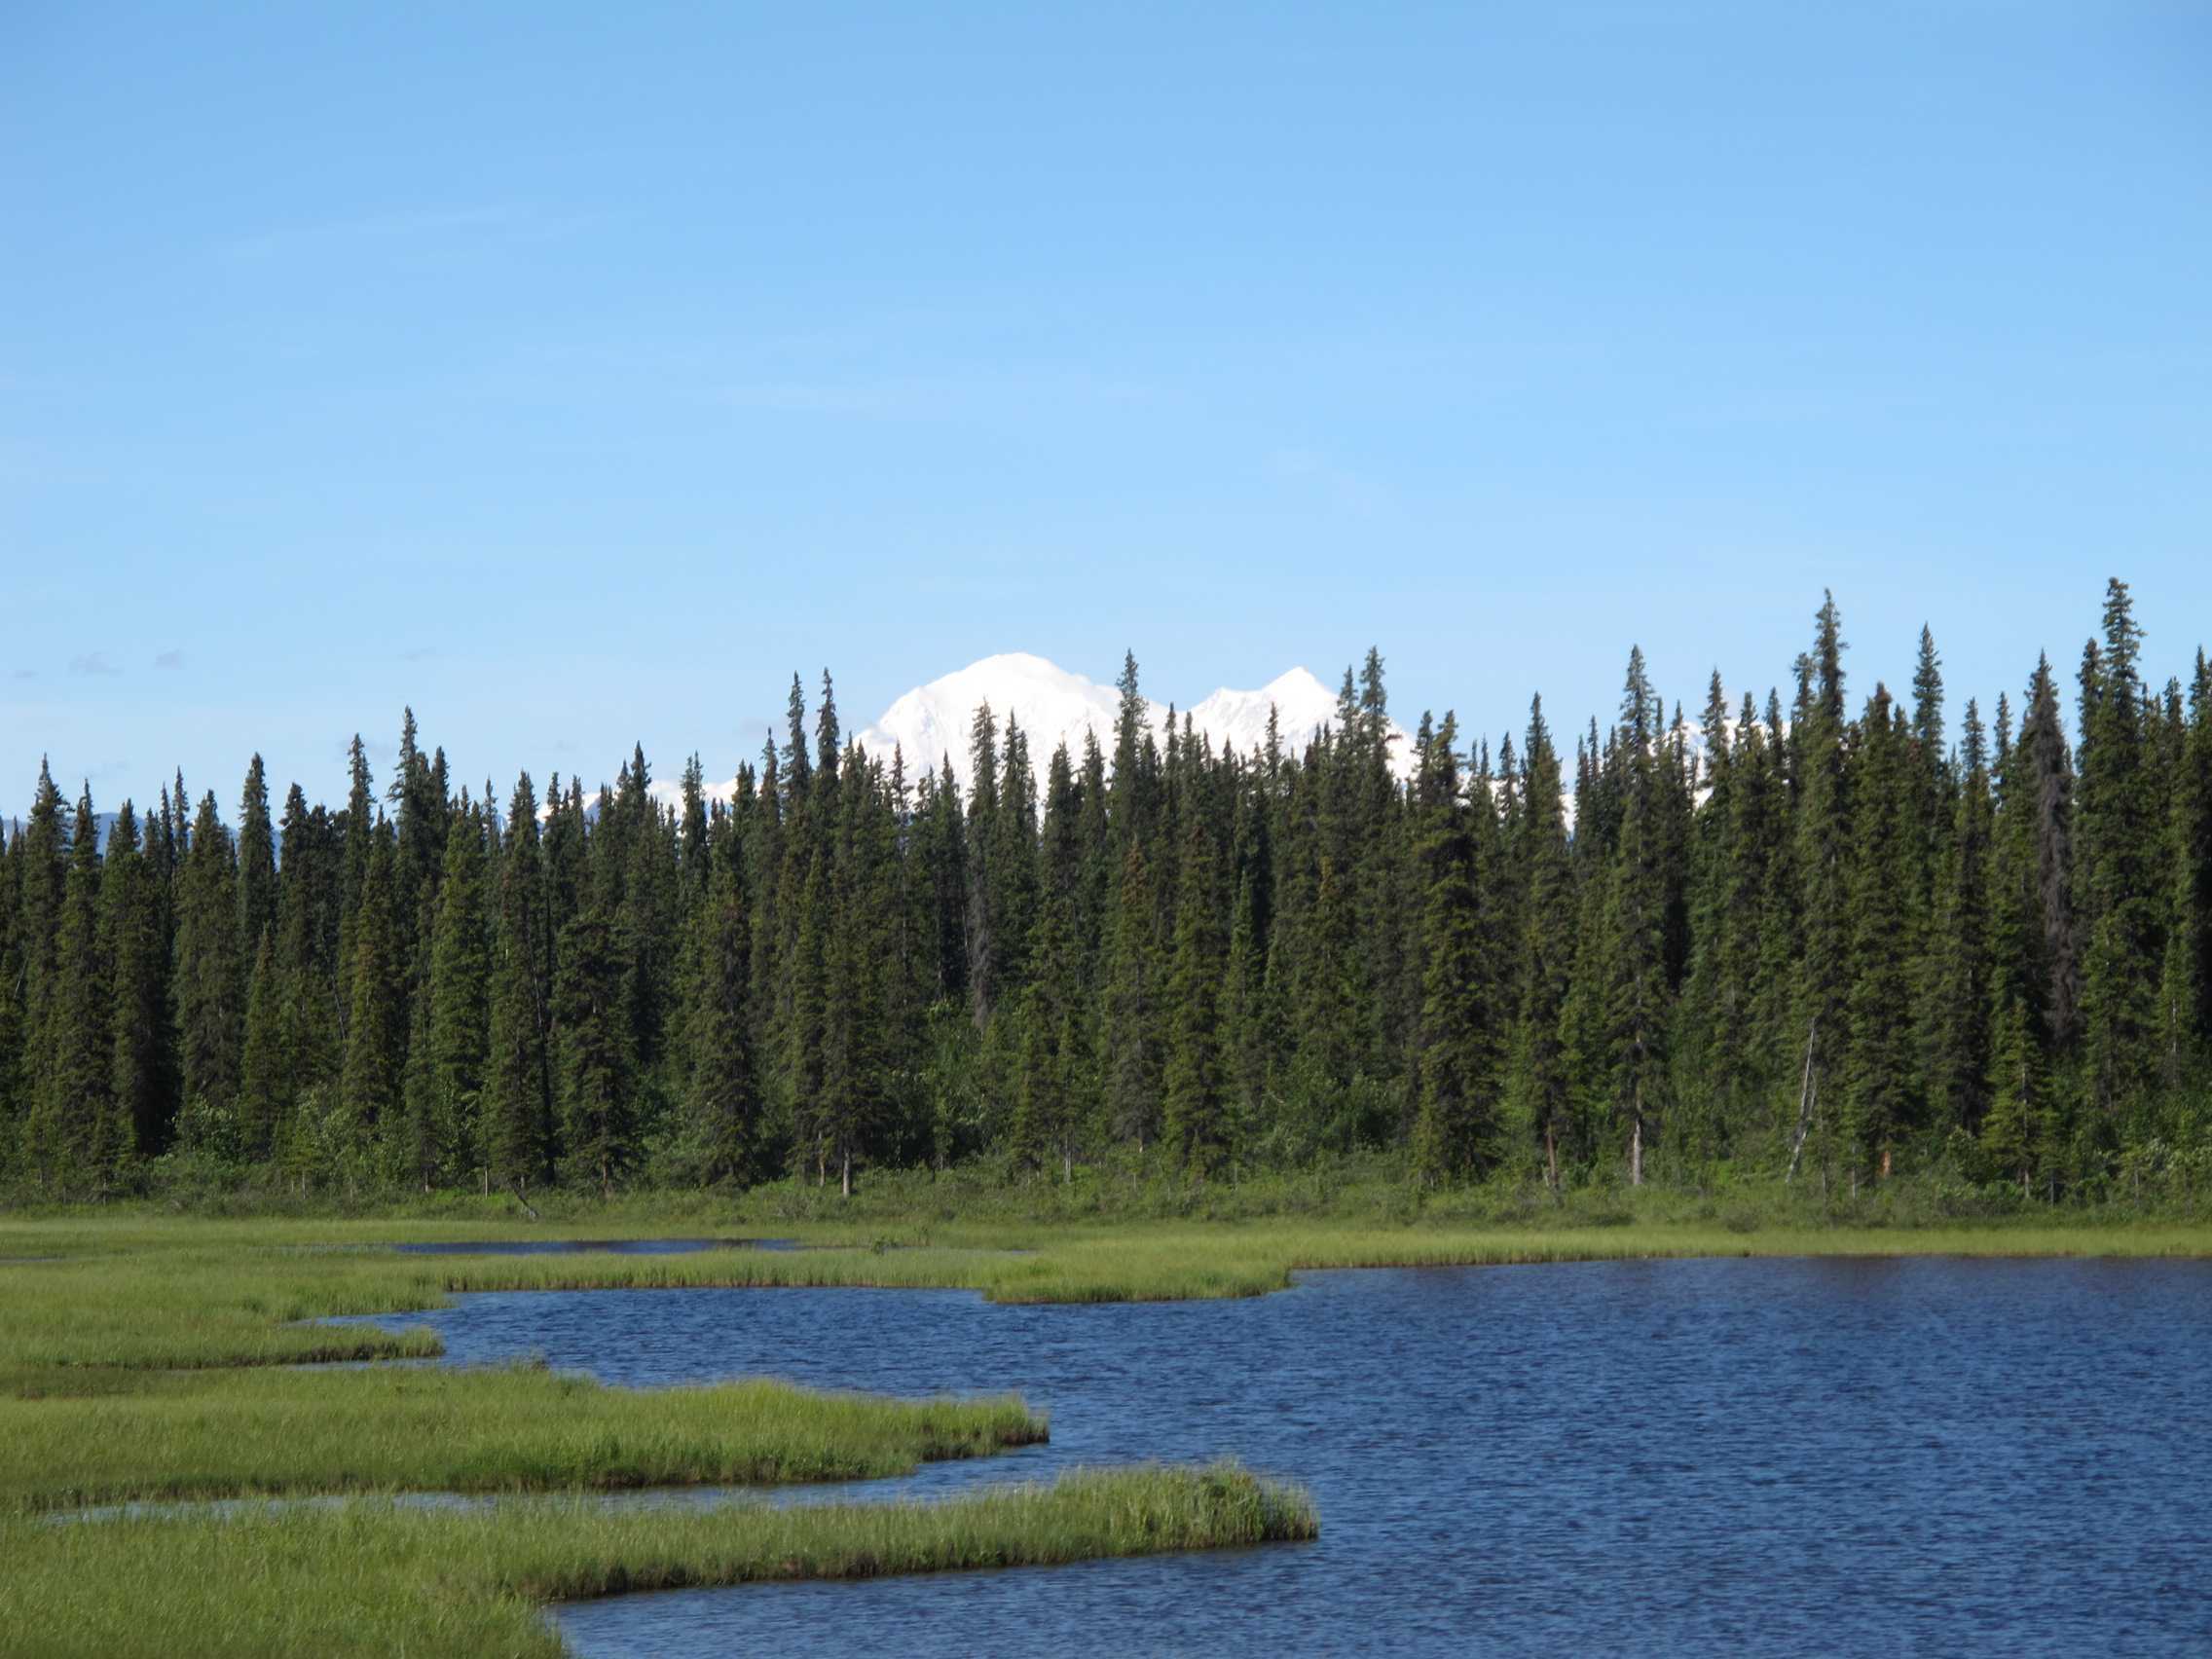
[{"x1": 351, "y1": 1257, "x2": 2212, "y2": 1656}]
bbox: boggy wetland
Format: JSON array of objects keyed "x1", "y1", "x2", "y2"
[{"x1": 7, "y1": 1211, "x2": 2212, "y2": 1655}]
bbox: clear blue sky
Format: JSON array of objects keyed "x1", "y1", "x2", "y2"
[{"x1": 5, "y1": 2, "x2": 2208, "y2": 813}]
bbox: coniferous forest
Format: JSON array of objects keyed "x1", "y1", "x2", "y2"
[{"x1": 5, "y1": 578, "x2": 2211, "y2": 1206}]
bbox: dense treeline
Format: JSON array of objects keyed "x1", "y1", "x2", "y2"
[{"x1": 5, "y1": 579, "x2": 2210, "y2": 1203}]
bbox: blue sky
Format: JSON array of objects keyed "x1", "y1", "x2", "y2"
[{"x1": 4, "y1": 2, "x2": 2208, "y2": 813}]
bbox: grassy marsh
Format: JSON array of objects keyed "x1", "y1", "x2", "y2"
[
  {"x1": 6, "y1": 1197, "x2": 2200, "y2": 1652},
  {"x1": 2, "y1": 1365, "x2": 1041, "y2": 1515},
  {"x1": 0, "y1": 1214, "x2": 1332, "y2": 1653},
  {"x1": 0, "y1": 1462, "x2": 1317, "y2": 1659},
  {"x1": 8, "y1": 1208, "x2": 2212, "y2": 1390}
]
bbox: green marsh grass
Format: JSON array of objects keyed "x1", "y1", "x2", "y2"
[
  {"x1": 0, "y1": 1226, "x2": 1045, "y2": 1516},
  {"x1": 8, "y1": 1210, "x2": 2211, "y2": 1389},
  {"x1": 1, "y1": 1365, "x2": 1042, "y2": 1514},
  {"x1": 0, "y1": 1462, "x2": 1318, "y2": 1659},
  {"x1": 0, "y1": 1214, "x2": 1353, "y2": 1654}
]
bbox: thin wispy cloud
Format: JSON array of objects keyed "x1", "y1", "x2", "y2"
[
  {"x1": 154, "y1": 649, "x2": 185, "y2": 671},
  {"x1": 400, "y1": 645, "x2": 439, "y2": 663},
  {"x1": 69, "y1": 652, "x2": 120, "y2": 677},
  {"x1": 10, "y1": 669, "x2": 34, "y2": 682}
]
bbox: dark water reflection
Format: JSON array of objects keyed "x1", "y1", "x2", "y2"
[{"x1": 354, "y1": 1257, "x2": 2212, "y2": 1656}]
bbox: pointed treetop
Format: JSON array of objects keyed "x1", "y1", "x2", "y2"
[
  {"x1": 816, "y1": 669, "x2": 840, "y2": 780},
  {"x1": 1812, "y1": 591, "x2": 1848, "y2": 723},
  {"x1": 70, "y1": 781, "x2": 96, "y2": 861},
  {"x1": 784, "y1": 674, "x2": 811, "y2": 792},
  {"x1": 1962, "y1": 698, "x2": 1987, "y2": 775},
  {"x1": 1619, "y1": 645, "x2": 1654, "y2": 752},
  {"x1": 1911, "y1": 624, "x2": 1944, "y2": 755}
]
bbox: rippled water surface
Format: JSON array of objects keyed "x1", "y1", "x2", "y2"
[{"x1": 355, "y1": 1258, "x2": 2212, "y2": 1656}]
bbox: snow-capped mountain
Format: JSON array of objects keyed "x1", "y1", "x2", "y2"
[{"x1": 854, "y1": 652, "x2": 1413, "y2": 791}]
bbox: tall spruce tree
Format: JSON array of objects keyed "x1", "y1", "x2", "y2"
[
  {"x1": 1101, "y1": 839, "x2": 1162, "y2": 1151},
  {"x1": 1017, "y1": 742, "x2": 1095, "y2": 1179},
  {"x1": 239, "y1": 927, "x2": 290, "y2": 1161},
  {"x1": 237, "y1": 755, "x2": 277, "y2": 959},
  {"x1": 341, "y1": 831, "x2": 404, "y2": 1158},
  {"x1": 173, "y1": 791, "x2": 243, "y2": 1140},
  {"x1": 9, "y1": 763, "x2": 69, "y2": 1157},
  {"x1": 2077, "y1": 578, "x2": 2163, "y2": 1116},
  {"x1": 2163, "y1": 653, "x2": 2212, "y2": 1086},
  {"x1": 1926, "y1": 700, "x2": 1994, "y2": 1131},
  {"x1": 1842, "y1": 689, "x2": 1919, "y2": 1183},
  {"x1": 682, "y1": 857, "x2": 760, "y2": 1184},
  {"x1": 1161, "y1": 816, "x2": 1228, "y2": 1173},
  {"x1": 337, "y1": 736, "x2": 375, "y2": 1022},
  {"x1": 964, "y1": 704, "x2": 1001, "y2": 1025},
  {"x1": 2020, "y1": 656, "x2": 2081, "y2": 1053},
  {"x1": 1513, "y1": 696, "x2": 1577, "y2": 1186},
  {"x1": 101, "y1": 800, "x2": 167, "y2": 1163},
  {"x1": 485, "y1": 774, "x2": 552, "y2": 1195},
  {"x1": 276, "y1": 786, "x2": 342, "y2": 1105},
  {"x1": 424, "y1": 810, "x2": 492, "y2": 1186},
  {"x1": 1411, "y1": 716, "x2": 1500, "y2": 1181},
  {"x1": 556, "y1": 898, "x2": 632, "y2": 1198},
  {"x1": 1604, "y1": 650, "x2": 1672, "y2": 1184},
  {"x1": 1793, "y1": 596, "x2": 1854, "y2": 1124},
  {"x1": 29, "y1": 784, "x2": 114, "y2": 1188}
]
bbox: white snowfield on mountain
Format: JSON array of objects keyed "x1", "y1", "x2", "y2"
[
  {"x1": 853, "y1": 652, "x2": 1417, "y2": 792},
  {"x1": 623, "y1": 652, "x2": 1412, "y2": 814}
]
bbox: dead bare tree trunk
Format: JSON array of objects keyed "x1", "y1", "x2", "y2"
[
  {"x1": 1630, "y1": 1114, "x2": 1643, "y2": 1187},
  {"x1": 1786, "y1": 1018, "x2": 1819, "y2": 1184},
  {"x1": 840, "y1": 1150, "x2": 852, "y2": 1198},
  {"x1": 508, "y1": 1176, "x2": 540, "y2": 1222},
  {"x1": 1545, "y1": 1124, "x2": 1560, "y2": 1196}
]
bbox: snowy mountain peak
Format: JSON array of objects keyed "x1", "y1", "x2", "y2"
[
  {"x1": 856, "y1": 653, "x2": 1124, "y2": 781},
  {"x1": 1185, "y1": 667, "x2": 1341, "y2": 752},
  {"x1": 855, "y1": 654, "x2": 1410, "y2": 791}
]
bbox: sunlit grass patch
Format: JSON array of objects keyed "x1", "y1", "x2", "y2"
[
  {"x1": 0, "y1": 1462, "x2": 1317, "y2": 1659},
  {"x1": 2, "y1": 1365, "x2": 1043, "y2": 1515}
]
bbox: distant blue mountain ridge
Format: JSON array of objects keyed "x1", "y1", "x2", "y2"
[
  {"x1": 2, "y1": 810, "x2": 132, "y2": 851},
  {"x1": 3, "y1": 808, "x2": 261, "y2": 851},
  {"x1": 4, "y1": 805, "x2": 502, "y2": 852}
]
